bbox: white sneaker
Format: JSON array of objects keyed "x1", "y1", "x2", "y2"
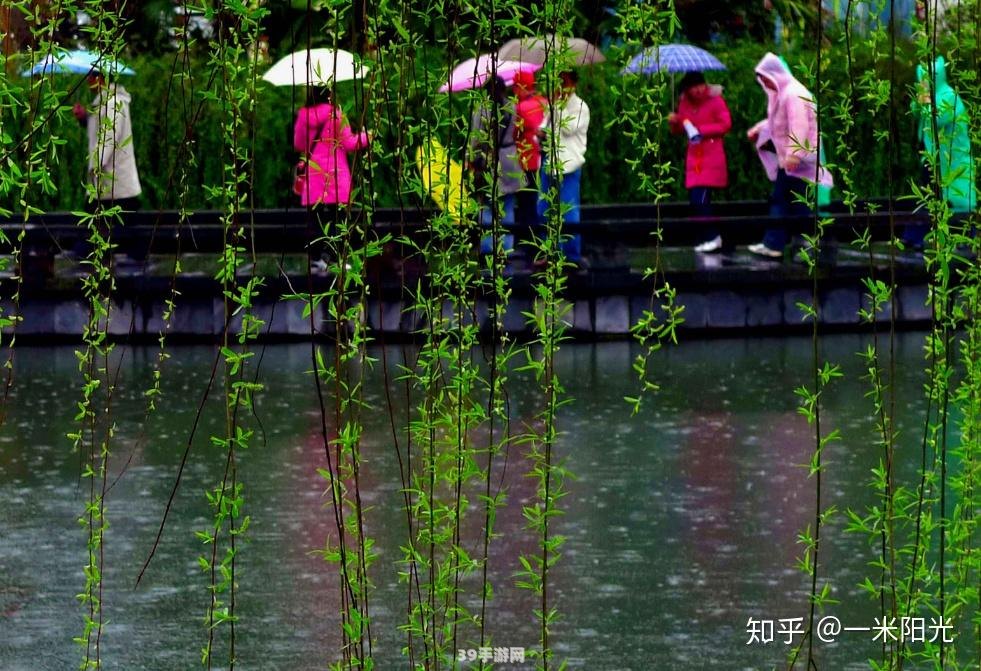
[
  {"x1": 694, "y1": 235, "x2": 723, "y2": 253},
  {"x1": 748, "y1": 242, "x2": 783, "y2": 259},
  {"x1": 312, "y1": 259, "x2": 354, "y2": 274}
]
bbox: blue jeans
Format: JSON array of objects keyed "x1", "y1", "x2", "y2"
[
  {"x1": 763, "y1": 169, "x2": 810, "y2": 251},
  {"x1": 479, "y1": 192, "x2": 516, "y2": 254},
  {"x1": 537, "y1": 166, "x2": 582, "y2": 261},
  {"x1": 900, "y1": 223, "x2": 928, "y2": 250}
]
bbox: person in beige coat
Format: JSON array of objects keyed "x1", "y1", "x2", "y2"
[
  {"x1": 73, "y1": 72, "x2": 142, "y2": 210},
  {"x1": 73, "y1": 72, "x2": 143, "y2": 262}
]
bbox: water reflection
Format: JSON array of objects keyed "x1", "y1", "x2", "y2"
[{"x1": 0, "y1": 335, "x2": 932, "y2": 669}]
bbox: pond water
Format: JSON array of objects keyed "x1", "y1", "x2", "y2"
[{"x1": 0, "y1": 334, "x2": 938, "y2": 669}]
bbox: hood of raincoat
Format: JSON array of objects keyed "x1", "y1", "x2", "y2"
[
  {"x1": 754, "y1": 52, "x2": 796, "y2": 122},
  {"x1": 915, "y1": 56, "x2": 960, "y2": 124},
  {"x1": 917, "y1": 55, "x2": 949, "y2": 92}
]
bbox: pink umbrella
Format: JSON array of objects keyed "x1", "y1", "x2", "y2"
[{"x1": 438, "y1": 53, "x2": 542, "y2": 93}]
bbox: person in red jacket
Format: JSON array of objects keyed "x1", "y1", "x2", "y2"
[
  {"x1": 512, "y1": 70, "x2": 547, "y2": 227},
  {"x1": 668, "y1": 71, "x2": 732, "y2": 253}
]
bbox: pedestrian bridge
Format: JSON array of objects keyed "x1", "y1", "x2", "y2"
[{"x1": 0, "y1": 201, "x2": 960, "y2": 341}]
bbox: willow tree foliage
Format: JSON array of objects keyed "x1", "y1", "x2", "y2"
[{"x1": 1, "y1": 0, "x2": 981, "y2": 670}]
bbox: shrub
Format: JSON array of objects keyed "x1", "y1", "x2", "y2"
[{"x1": 4, "y1": 38, "x2": 961, "y2": 213}]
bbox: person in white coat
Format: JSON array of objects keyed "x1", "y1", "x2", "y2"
[
  {"x1": 73, "y1": 72, "x2": 142, "y2": 210},
  {"x1": 72, "y1": 71, "x2": 144, "y2": 262},
  {"x1": 537, "y1": 70, "x2": 590, "y2": 265}
]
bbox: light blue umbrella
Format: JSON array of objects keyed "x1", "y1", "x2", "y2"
[
  {"x1": 21, "y1": 49, "x2": 135, "y2": 77},
  {"x1": 623, "y1": 44, "x2": 725, "y2": 75}
]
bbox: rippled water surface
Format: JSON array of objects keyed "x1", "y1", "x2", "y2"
[{"x1": 0, "y1": 335, "x2": 937, "y2": 669}]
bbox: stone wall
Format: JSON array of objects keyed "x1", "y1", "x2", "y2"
[{"x1": 5, "y1": 282, "x2": 933, "y2": 341}]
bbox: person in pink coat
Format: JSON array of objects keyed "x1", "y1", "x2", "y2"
[
  {"x1": 668, "y1": 71, "x2": 732, "y2": 253},
  {"x1": 293, "y1": 88, "x2": 371, "y2": 271},
  {"x1": 745, "y1": 52, "x2": 833, "y2": 258},
  {"x1": 293, "y1": 87, "x2": 371, "y2": 208}
]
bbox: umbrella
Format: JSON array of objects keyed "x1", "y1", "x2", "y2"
[
  {"x1": 21, "y1": 49, "x2": 135, "y2": 77},
  {"x1": 438, "y1": 54, "x2": 542, "y2": 93},
  {"x1": 262, "y1": 48, "x2": 367, "y2": 86},
  {"x1": 497, "y1": 34, "x2": 605, "y2": 66},
  {"x1": 622, "y1": 44, "x2": 725, "y2": 75}
]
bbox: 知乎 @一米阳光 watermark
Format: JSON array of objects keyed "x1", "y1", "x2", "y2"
[{"x1": 747, "y1": 615, "x2": 955, "y2": 645}]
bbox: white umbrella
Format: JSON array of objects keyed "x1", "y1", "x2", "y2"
[{"x1": 261, "y1": 48, "x2": 367, "y2": 86}]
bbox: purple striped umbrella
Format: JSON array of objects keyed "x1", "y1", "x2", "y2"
[{"x1": 623, "y1": 44, "x2": 726, "y2": 75}]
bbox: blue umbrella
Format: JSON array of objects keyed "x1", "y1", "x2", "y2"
[
  {"x1": 21, "y1": 49, "x2": 135, "y2": 77},
  {"x1": 622, "y1": 44, "x2": 725, "y2": 75}
]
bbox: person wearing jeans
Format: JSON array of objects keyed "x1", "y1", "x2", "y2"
[
  {"x1": 539, "y1": 159, "x2": 583, "y2": 261},
  {"x1": 764, "y1": 169, "x2": 811, "y2": 251},
  {"x1": 746, "y1": 53, "x2": 833, "y2": 258},
  {"x1": 538, "y1": 70, "x2": 590, "y2": 264}
]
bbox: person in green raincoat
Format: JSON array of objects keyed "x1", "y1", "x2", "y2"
[{"x1": 905, "y1": 56, "x2": 977, "y2": 249}]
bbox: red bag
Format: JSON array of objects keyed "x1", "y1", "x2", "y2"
[{"x1": 292, "y1": 160, "x2": 307, "y2": 196}]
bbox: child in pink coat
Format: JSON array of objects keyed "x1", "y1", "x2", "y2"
[
  {"x1": 293, "y1": 88, "x2": 371, "y2": 272},
  {"x1": 668, "y1": 71, "x2": 732, "y2": 253},
  {"x1": 293, "y1": 88, "x2": 371, "y2": 207}
]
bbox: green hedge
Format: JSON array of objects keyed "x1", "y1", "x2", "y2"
[
  {"x1": 578, "y1": 39, "x2": 925, "y2": 205},
  {"x1": 7, "y1": 39, "x2": 943, "y2": 213}
]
